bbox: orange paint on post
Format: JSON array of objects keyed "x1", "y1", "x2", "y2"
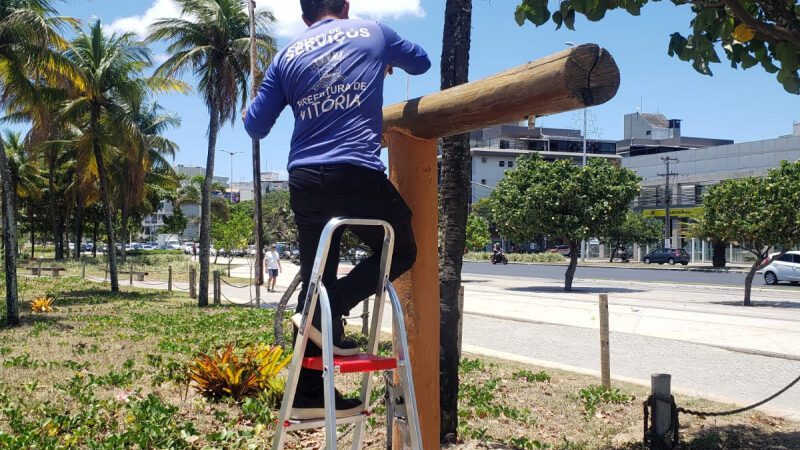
[{"x1": 386, "y1": 131, "x2": 441, "y2": 450}]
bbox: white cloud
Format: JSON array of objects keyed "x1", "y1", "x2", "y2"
[
  {"x1": 258, "y1": 0, "x2": 425, "y2": 38},
  {"x1": 106, "y1": 0, "x2": 181, "y2": 38},
  {"x1": 107, "y1": 0, "x2": 425, "y2": 40}
]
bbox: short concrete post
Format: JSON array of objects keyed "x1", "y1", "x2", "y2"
[
  {"x1": 37, "y1": 260, "x2": 42, "y2": 278},
  {"x1": 599, "y1": 294, "x2": 611, "y2": 388},
  {"x1": 129, "y1": 264, "x2": 134, "y2": 285},
  {"x1": 650, "y1": 374, "x2": 674, "y2": 449},
  {"x1": 81, "y1": 259, "x2": 87, "y2": 279},
  {"x1": 168, "y1": 265, "x2": 173, "y2": 292},
  {"x1": 189, "y1": 266, "x2": 197, "y2": 299}
]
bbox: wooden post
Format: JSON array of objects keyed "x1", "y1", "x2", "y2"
[
  {"x1": 189, "y1": 266, "x2": 197, "y2": 300},
  {"x1": 213, "y1": 270, "x2": 221, "y2": 306},
  {"x1": 168, "y1": 265, "x2": 173, "y2": 292},
  {"x1": 129, "y1": 264, "x2": 134, "y2": 285},
  {"x1": 361, "y1": 298, "x2": 369, "y2": 335},
  {"x1": 37, "y1": 259, "x2": 42, "y2": 278},
  {"x1": 599, "y1": 294, "x2": 611, "y2": 388},
  {"x1": 650, "y1": 374, "x2": 674, "y2": 449},
  {"x1": 387, "y1": 131, "x2": 440, "y2": 450},
  {"x1": 81, "y1": 259, "x2": 86, "y2": 279}
]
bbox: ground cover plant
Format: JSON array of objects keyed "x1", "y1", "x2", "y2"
[{"x1": 0, "y1": 276, "x2": 797, "y2": 449}]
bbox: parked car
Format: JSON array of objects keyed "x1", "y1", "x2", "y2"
[
  {"x1": 547, "y1": 245, "x2": 572, "y2": 257},
  {"x1": 761, "y1": 251, "x2": 800, "y2": 285},
  {"x1": 642, "y1": 248, "x2": 690, "y2": 265}
]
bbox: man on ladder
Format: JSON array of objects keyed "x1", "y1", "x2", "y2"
[{"x1": 245, "y1": 0, "x2": 430, "y2": 420}]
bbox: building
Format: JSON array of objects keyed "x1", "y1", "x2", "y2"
[
  {"x1": 468, "y1": 122, "x2": 621, "y2": 203},
  {"x1": 616, "y1": 112, "x2": 733, "y2": 157},
  {"x1": 623, "y1": 114, "x2": 800, "y2": 259},
  {"x1": 140, "y1": 165, "x2": 228, "y2": 242}
]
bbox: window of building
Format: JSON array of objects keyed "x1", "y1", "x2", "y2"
[
  {"x1": 500, "y1": 140, "x2": 510, "y2": 149},
  {"x1": 646, "y1": 130, "x2": 652, "y2": 136},
  {"x1": 499, "y1": 161, "x2": 505, "y2": 167},
  {"x1": 481, "y1": 157, "x2": 487, "y2": 163},
  {"x1": 481, "y1": 179, "x2": 487, "y2": 185},
  {"x1": 508, "y1": 161, "x2": 514, "y2": 168}
]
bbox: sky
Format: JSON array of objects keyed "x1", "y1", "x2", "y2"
[{"x1": 37, "y1": 0, "x2": 800, "y2": 183}]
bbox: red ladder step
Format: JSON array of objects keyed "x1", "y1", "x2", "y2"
[{"x1": 302, "y1": 354, "x2": 397, "y2": 374}]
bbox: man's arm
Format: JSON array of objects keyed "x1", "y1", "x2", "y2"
[
  {"x1": 244, "y1": 62, "x2": 287, "y2": 140},
  {"x1": 379, "y1": 23, "x2": 431, "y2": 76}
]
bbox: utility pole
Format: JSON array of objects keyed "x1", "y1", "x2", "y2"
[
  {"x1": 220, "y1": 150, "x2": 242, "y2": 196},
  {"x1": 658, "y1": 157, "x2": 678, "y2": 248},
  {"x1": 248, "y1": 0, "x2": 264, "y2": 307}
]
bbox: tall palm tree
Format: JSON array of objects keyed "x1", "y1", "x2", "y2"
[
  {"x1": 2, "y1": 130, "x2": 45, "y2": 257},
  {"x1": 0, "y1": 0, "x2": 75, "y2": 325},
  {"x1": 60, "y1": 20, "x2": 160, "y2": 292},
  {"x1": 148, "y1": 0, "x2": 276, "y2": 306},
  {"x1": 439, "y1": 0, "x2": 473, "y2": 443}
]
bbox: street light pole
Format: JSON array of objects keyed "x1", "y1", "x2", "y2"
[{"x1": 219, "y1": 150, "x2": 242, "y2": 197}]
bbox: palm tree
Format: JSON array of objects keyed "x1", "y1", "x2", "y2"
[
  {"x1": 116, "y1": 102, "x2": 180, "y2": 261},
  {"x1": 0, "y1": 0, "x2": 75, "y2": 325},
  {"x1": 2, "y1": 130, "x2": 45, "y2": 257},
  {"x1": 439, "y1": 0, "x2": 473, "y2": 443},
  {"x1": 148, "y1": 0, "x2": 276, "y2": 306},
  {"x1": 60, "y1": 20, "x2": 158, "y2": 292}
]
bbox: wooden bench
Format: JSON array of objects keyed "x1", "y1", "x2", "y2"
[
  {"x1": 27, "y1": 267, "x2": 66, "y2": 277},
  {"x1": 119, "y1": 271, "x2": 150, "y2": 282}
]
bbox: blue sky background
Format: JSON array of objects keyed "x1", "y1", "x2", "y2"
[{"x1": 45, "y1": 0, "x2": 800, "y2": 183}]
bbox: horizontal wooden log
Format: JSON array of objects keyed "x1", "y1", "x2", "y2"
[{"x1": 383, "y1": 43, "x2": 620, "y2": 140}]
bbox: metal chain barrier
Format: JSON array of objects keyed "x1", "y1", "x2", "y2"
[
  {"x1": 220, "y1": 278, "x2": 251, "y2": 289},
  {"x1": 643, "y1": 374, "x2": 800, "y2": 448}
]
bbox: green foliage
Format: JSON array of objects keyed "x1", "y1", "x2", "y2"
[
  {"x1": 466, "y1": 251, "x2": 566, "y2": 263},
  {"x1": 603, "y1": 211, "x2": 663, "y2": 247},
  {"x1": 162, "y1": 208, "x2": 188, "y2": 238},
  {"x1": 490, "y1": 155, "x2": 640, "y2": 245},
  {"x1": 466, "y1": 213, "x2": 492, "y2": 251},
  {"x1": 515, "y1": 0, "x2": 800, "y2": 94},
  {"x1": 513, "y1": 370, "x2": 551, "y2": 383},
  {"x1": 261, "y1": 191, "x2": 297, "y2": 245},
  {"x1": 211, "y1": 204, "x2": 254, "y2": 257},
  {"x1": 578, "y1": 385, "x2": 633, "y2": 418}
]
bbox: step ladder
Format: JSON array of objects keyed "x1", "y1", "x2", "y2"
[{"x1": 272, "y1": 218, "x2": 423, "y2": 450}]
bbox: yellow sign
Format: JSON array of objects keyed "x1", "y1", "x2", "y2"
[{"x1": 641, "y1": 207, "x2": 703, "y2": 219}]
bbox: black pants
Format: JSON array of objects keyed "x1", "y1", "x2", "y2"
[{"x1": 289, "y1": 164, "x2": 417, "y2": 393}]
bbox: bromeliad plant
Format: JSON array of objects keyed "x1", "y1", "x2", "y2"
[
  {"x1": 188, "y1": 343, "x2": 290, "y2": 401},
  {"x1": 30, "y1": 296, "x2": 54, "y2": 313}
]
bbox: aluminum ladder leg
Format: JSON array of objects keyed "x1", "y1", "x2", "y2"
[{"x1": 272, "y1": 218, "x2": 422, "y2": 450}]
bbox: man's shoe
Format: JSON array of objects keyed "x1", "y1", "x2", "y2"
[
  {"x1": 291, "y1": 313, "x2": 360, "y2": 356},
  {"x1": 290, "y1": 389, "x2": 364, "y2": 420}
]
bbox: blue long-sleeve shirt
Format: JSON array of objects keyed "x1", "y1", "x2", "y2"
[{"x1": 245, "y1": 18, "x2": 430, "y2": 172}]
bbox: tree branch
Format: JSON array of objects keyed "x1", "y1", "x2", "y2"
[{"x1": 722, "y1": 0, "x2": 800, "y2": 47}]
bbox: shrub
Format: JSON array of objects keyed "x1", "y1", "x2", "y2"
[
  {"x1": 188, "y1": 343, "x2": 290, "y2": 401},
  {"x1": 31, "y1": 296, "x2": 54, "y2": 313},
  {"x1": 465, "y1": 252, "x2": 566, "y2": 263}
]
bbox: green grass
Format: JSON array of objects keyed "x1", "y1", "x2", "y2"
[{"x1": 0, "y1": 277, "x2": 798, "y2": 449}]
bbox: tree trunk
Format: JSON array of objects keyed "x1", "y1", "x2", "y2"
[
  {"x1": 712, "y1": 241, "x2": 727, "y2": 268},
  {"x1": 92, "y1": 109, "x2": 119, "y2": 292},
  {"x1": 438, "y1": 0, "x2": 473, "y2": 443},
  {"x1": 63, "y1": 204, "x2": 70, "y2": 259},
  {"x1": 564, "y1": 241, "x2": 580, "y2": 292},
  {"x1": 0, "y1": 137, "x2": 20, "y2": 326},
  {"x1": 30, "y1": 205, "x2": 35, "y2": 259},
  {"x1": 120, "y1": 196, "x2": 129, "y2": 262},
  {"x1": 74, "y1": 195, "x2": 83, "y2": 260},
  {"x1": 199, "y1": 107, "x2": 220, "y2": 307},
  {"x1": 47, "y1": 155, "x2": 63, "y2": 260},
  {"x1": 92, "y1": 217, "x2": 98, "y2": 258},
  {"x1": 275, "y1": 272, "x2": 302, "y2": 349},
  {"x1": 743, "y1": 258, "x2": 762, "y2": 307}
]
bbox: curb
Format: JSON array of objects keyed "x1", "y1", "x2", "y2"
[{"x1": 464, "y1": 259, "x2": 750, "y2": 273}]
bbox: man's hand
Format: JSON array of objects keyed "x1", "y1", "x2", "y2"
[
  {"x1": 241, "y1": 108, "x2": 247, "y2": 121},
  {"x1": 385, "y1": 65, "x2": 394, "y2": 77}
]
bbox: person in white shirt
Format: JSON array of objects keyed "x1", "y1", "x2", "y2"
[{"x1": 265, "y1": 244, "x2": 282, "y2": 292}]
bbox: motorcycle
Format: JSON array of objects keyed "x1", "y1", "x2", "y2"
[{"x1": 490, "y1": 251, "x2": 508, "y2": 265}]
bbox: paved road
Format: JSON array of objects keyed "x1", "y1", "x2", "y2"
[
  {"x1": 460, "y1": 314, "x2": 800, "y2": 421},
  {"x1": 462, "y1": 261, "x2": 798, "y2": 288}
]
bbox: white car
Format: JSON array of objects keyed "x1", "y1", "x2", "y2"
[{"x1": 761, "y1": 251, "x2": 800, "y2": 285}]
